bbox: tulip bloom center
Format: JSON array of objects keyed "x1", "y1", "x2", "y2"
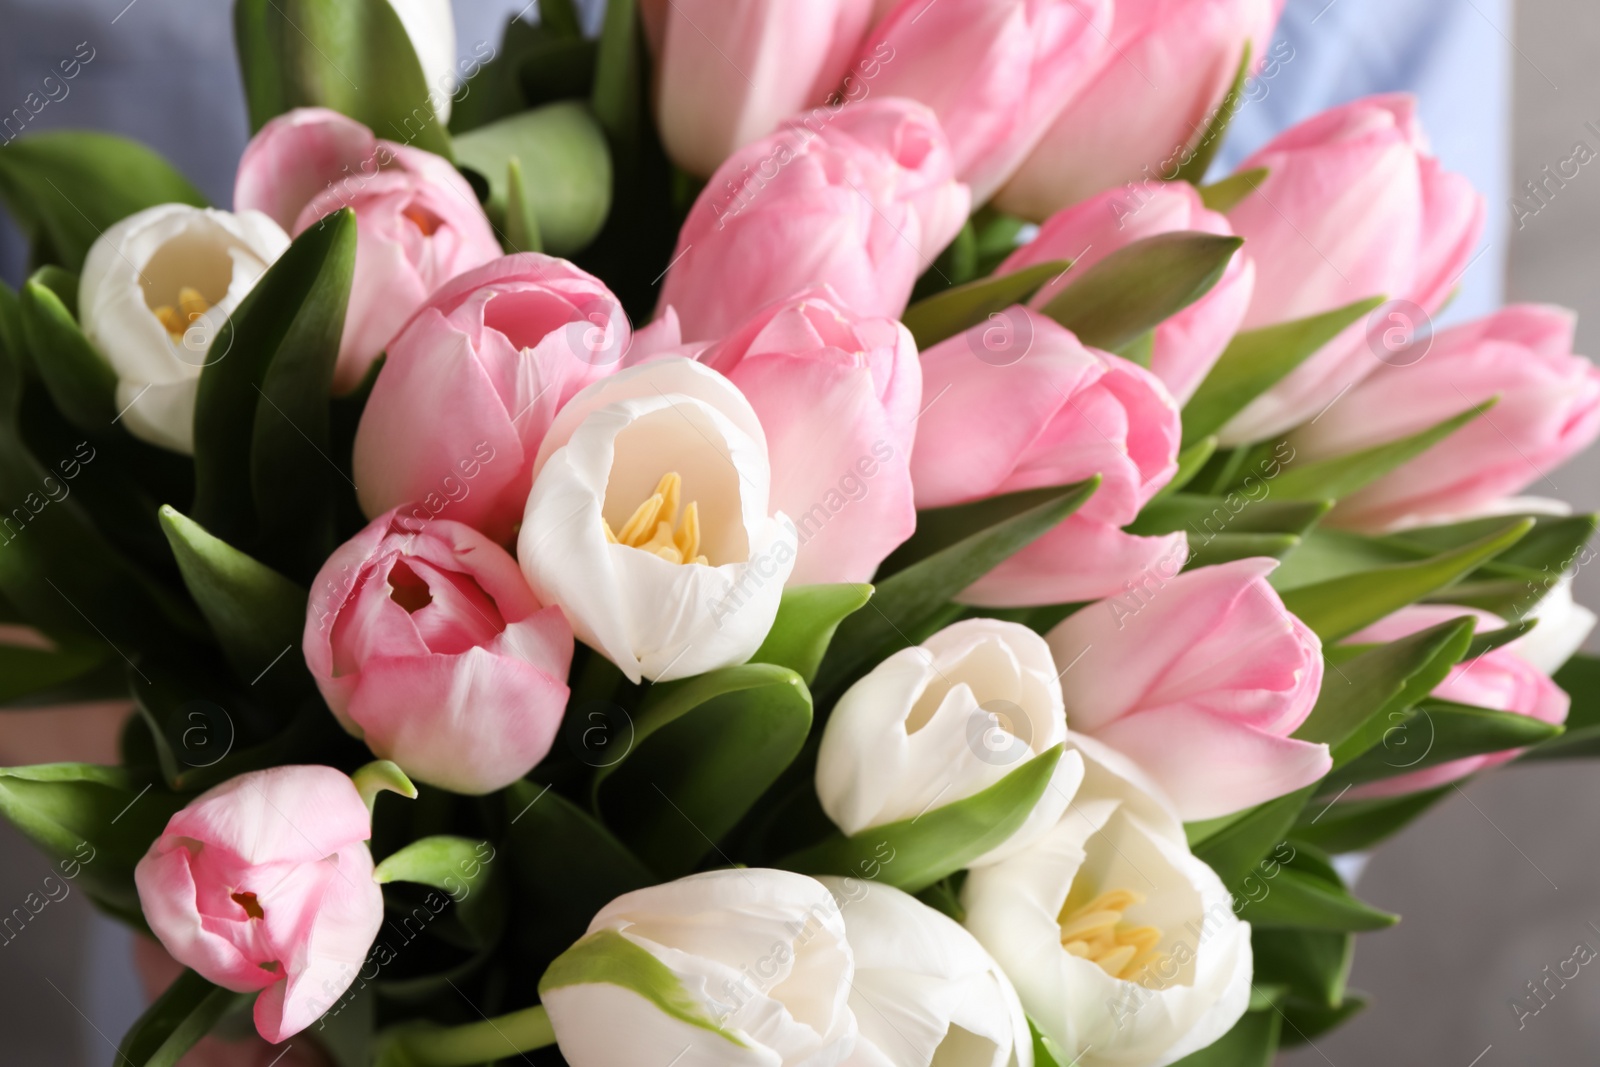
[
  {"x1": 1057, "y1": 886, "x2": 1167, "y2": 984},
  {"x1": 152, "y1": 286, "x2": 212, "y2": 338},
  {"x1": 602, "y1": 471, "x2": 708, "y2": 565},
  {"x1": 231, "y1": 890, "x2": 265, "y2": 920}
]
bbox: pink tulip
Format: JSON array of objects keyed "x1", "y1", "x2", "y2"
[
  {"x1": 234, "y1": 107, "x2": 501, "y2": 393},
  {"x1": 697, "y1": 286, "x2": 920, "y2": 583},
  {"x1": 1344, "y1": 605, "x2": 1569, "y2": 798},
  {"x1": 1292, "y1": 305, "x2": 1600, "y2": 531},
  {"x1": 646, "y1": 0, "x2": 877, "y2": 176},
  {"x1": 304, "y1": 509, "x2": 573, "y2": 794},
  {"x1": 1046, "y1": 558, "x2": 1330, "y2": 820},
  {"x1": 134, "y1": 766, "x2": 383, "y2": 1043},
  {"x1": 996, "y1": 0, "x2": 1285, "y2": 219},
  {"x1": 1216, "y1": 94, "x2": 1484, "y2": 443},
  {"x1": 996, "y1": 182, "x2": 1255, "y2": 403},
  {"x1": 660, "y1": 98, "x2": 970, "y2": 343},
  {"x1": 910, "y1": 309, "x2": 1184, "y2": 605},
  {"x1": 352, "y1": 254, "x2": 628, "y2": 544},
  {"x1": 852, "y1": 0, "x2": 1113, "y2": 204}
]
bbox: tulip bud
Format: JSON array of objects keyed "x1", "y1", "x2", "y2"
[
  {"x1": 698, "y1": 286, "x2": 921, "y2": 584},
  {"x1": 541, "y1": 869, "x2": 856, "y2": 1067},
  {"x1": 1518, "y1": 574, "x2": 1597, "y2": 676},
  {"x1": 817, "y1": 619, "x2": 1081, "y2": 864},
  {"x1": 660, "y1": 98, "x2": 970, "y2": 343},
  {"x1": 305, "y1": 510, "x2": 573, "y2": 794},
  {"x1": 519, "y1": 358, "x2": 798, "y2": 683},
  {"x1": 1291, "y1": 305, "x2": 1600, "y2": 531},
  {"x1": 647, "y1": 0, "x2": 876, "y2": 176},
  {"x1": 234, "y1": 107, "x2": 501, "y2": 392},
  {"x1": 814, "y1": 876, "x2": 1033, "y2": 1067},
  {"x1": 1217, "y1": 94, "x2": 1485, "y2": 443},
  {"x1": 1045, "y1": 558, "x2": 1330, "y2": 820},
  {"x1": 1344, "y1": 605, "x2": 1570, "y2": 799},
  {"x1": 996, "y1": 0, "x2": 1285, "y2": 218},
  {"x1": 962, "y1": 734, "x2": 1252, "y2": 1067},
  {"x1": 387, "y1": 0, "x2": 459, "y2": 124},
  {"x1": 996, "y1": 182, "x2": 1255, "y2": 402},
  {"x1": 910, "y1": 310, "x2": 1184, "y2": 606},
  {"x1": 853, "y1": 0, "x2": 1114, "y2": 204},
  {"x1": 79, "y1": 204, "x2": 289, "y2": 453},
  {"x1": 134, "y1": 765, "x2": 384, "y2": 1043},
  {"x1": 352, "y1": 254, "x2": 629, "y2": 544}
]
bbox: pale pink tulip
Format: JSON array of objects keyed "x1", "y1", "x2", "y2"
[
  {"x1": 660, "y1": 98, "x2": 970, "y2": 342},
  {"x1": 1046, "y1": 558, "x2": 1330, "y2": 820},
  {"x1": 852, "y1": 0, "x2": 1113, "y2": 204},
  {"x1": 305, "y1": 510, "x2": 573, "y2": 794},
  {"x1": 352, "y1": 254, "x2": 628, "y2": 544},
  {"x1": 697, "y1": 286, "x2": 920, "y2": 583},
  {"x1": 996, "y1": 0, "x2": 1285, "y2": 218},
  {"x1": 1216, "y1": 94, "x2": 1484, "y2": 443},
  {"x1": 134, "y1": 766, "x2": 383, "y2": 1043},
  {"x1": 1292, "y1": 305, "x2": 1600, "y2": 531},
  {"x1": 997, "y1": 181, "x2": 1255, "y2": 402},
  {"x1": 647, "y1": 0, "x2": 877, "y2": 176},
  {"x1": 234, "y1": 108, "x2": 501, "y2": 393},
  {"x1": 1345, "y1": 605, "x2": 1569, "y2": 798},
  {"x1": 910, "y1": 309, "x2": 1184, "y2": 605}
]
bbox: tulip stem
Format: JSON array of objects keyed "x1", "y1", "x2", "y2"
[{"x1": 380, "y1": 1004, "x2": 555, "y2": 1065}]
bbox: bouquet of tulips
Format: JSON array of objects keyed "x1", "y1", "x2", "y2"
[{"x1": 2, "y1": 0, "x2": 1598, "y2": 1064}]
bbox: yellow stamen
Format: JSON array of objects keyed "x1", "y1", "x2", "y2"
[
  {"x1": 1057, "y1": 887, "x2": 1169, "y2": 986},
  {"x1": 601, "y1": 472, "x2": 710, "y2": 566},
  {"x1": 153, "y1": 286, "x2": 211, "y2": 338}
]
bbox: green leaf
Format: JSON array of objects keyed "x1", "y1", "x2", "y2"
[
  {"x1": 590, "y1": 0, "x2": 642, "y2": 156},
  {"x1": 1267, "y1": 404, "x2": 1484, "y2": 501},
  {"x1": 540, "y1": 929, "x2": 746, "y2": 1045},
  {"x1": 595, "y1": 664, "x2": 813, "y2": 877},
  {"x1": 116, "y1": 969, "x2": 246, "y2": 1067},
  {"x1": 0, "y1": 643, "x2": 111, "y2": 707},
  {"x1": 1150, "y1": 436, "x2": 1217, "y2": 501},
  {"x1": 233, "y1": 0, "x2": 453, "y2": 158},
  {"x1": 1279, "y1": 520, "x2": 1532, "y2": 642},
  {"x1": 19, "y1": 269, "x2": 118, "y2": 430},
  {"x1": 1029, "y1": 1019, "x2": 1065, "y2": 1067},
  {"x1": 1173, "y1": 43, "x2": 1251, "y2": 185},
  {"x1": 353, "y1": 759, "x2": 417, "y2": 812},
  {"x1": 1038, "y1": 232, "x2": 1243, "y2": 352},
  {"x1": 1171, "y1": 1008, "x2": 1279, "y2": 1067},
  {"x1": 780, "y1": 745, "x2": 1065, "y2": 894},
  {"x1": 1295, "y1": 618, "x2": 1474, "y2": 765},
  {"x1": 1182, "y1": 297, "x2": 1388, "y2": 447},
  {"x1": 1292, "y1": 788, "x2": 1449, "y2": 853},
  {"x1": 1332, "y1": 699, "x2": 1563, "y2": 787},
  {"x1": 1236, "y1": 867, "x2": 1397, "y2": 931},
  {"x1": 816, "y1": 480, "x2": 1100, "y2": 696},
  {"x1": 1127, "y1": 495, "x2": 1328, "y2": 538},
  {"x1": 453, "y1": 103, "x2": 612, "y2": 255},
  {"x1": 0, "y1": 132, "x2": 206, "y2": 271},
  {"x1": 539, "y1": 0, "x2": 584, "y2": 37},
  {"x1": 750, "y1": 584, "x2": 873, "y2": 685},
  {"x1": 1252, "y1": 927, "x2": 1352, "y2": 1009},
  {"x1": 375, "y1": 835, "x2": 503, "y2": 946},
  {"x1": 192, "y1": 209, "x2": 355, "y2": 582},
  {"x1": 1197, "y1": 167, "x2": 1269, "y2": 214},
  {"x1": 503, "y1": 156, "x2": 543, "y2": 253},
  {"x1": 1193, "y1": 788, "x2": 1313, "y2": 888},
  {"x1": 1188, "y1": 532, "x2": 1301, "y2": 567},
  {"x1": 898, "y1": 259, "x2": 1071, "y2": 350},
  {"x1": 1524, "y1": 653, "x2": 1600, "y2": 759},
  {"x1": 1274, "y1": 991, "x2": 1368, "y2": 1044},
  {"x1": 158, "y1": 506, "x2": 308, "y2": 688}
]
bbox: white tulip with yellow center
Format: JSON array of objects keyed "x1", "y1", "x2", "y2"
[
  {"x1": 962, "y1": 734, "x2": 1251, "y2": 1067},
  {"x1": 80, "y1": 203, "x2": 290, "y2": 453},
  {"x1": 815, "y1": 619, "x2": 1080, "y2": 865},
  {"x1": 518, "y1": 358, "x2": 797, "y2": 682}
]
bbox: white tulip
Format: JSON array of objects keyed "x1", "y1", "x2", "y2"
[
  {"x1": 1517, "y1": 574, "x2": 1597, "y2": 675},
  {"x1": 387, "y1": 0, "x2": 459, "y2": 124},
  {"x1": 816, "y1": 619, "x2": 1080, "y2": 865},
  {"x1": 962, "y1": 734, "x2": 1251, "y2": 1067},
  {"x1": 79, "y1": 204, "x2": 289, "y2": 453},
  {"x1": 814, "y1": 876, "x2": 1032, "y2": 1067},
  {"x1": 541, "y1": 869, "x2": 857, "y2": 1067},
  {"x1": 519, "y1": 358, "x2": 797, "y2": 682}
]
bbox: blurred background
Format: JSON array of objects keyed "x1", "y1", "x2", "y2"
[{"x1": 0, "y1": 0, "x2": 1596, "y2": 1062}]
